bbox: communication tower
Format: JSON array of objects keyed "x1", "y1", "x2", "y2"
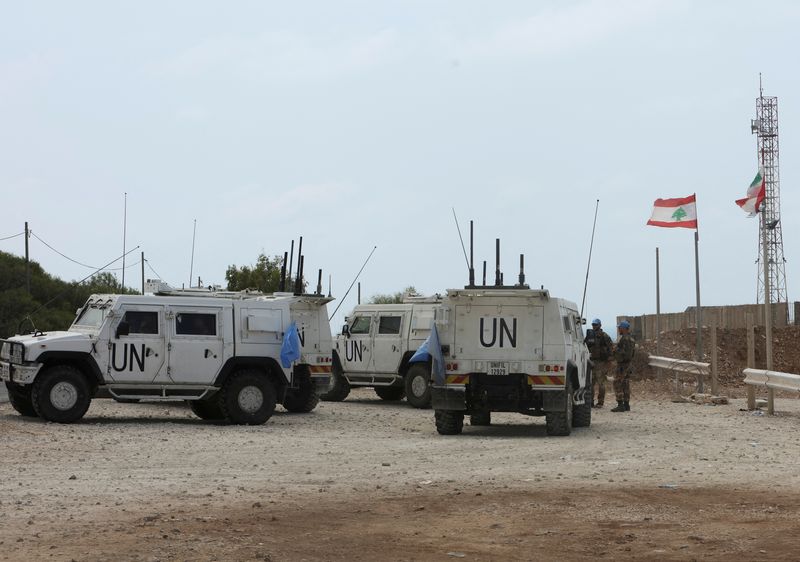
[{"x1": 750, "y1": 79, "x2": 788, "y2": 305}]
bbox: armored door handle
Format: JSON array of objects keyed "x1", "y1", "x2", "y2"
[
  {"x1": 392, "y1": 345, "x2": 397, "y2": 352},
  {"x1": 204, "y1": 349, "x2": 217, "y2": 359}
]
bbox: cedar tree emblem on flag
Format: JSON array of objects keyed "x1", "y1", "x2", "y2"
[{"x1": 647, "y1": 194, "x2": 698, "y2": 229}]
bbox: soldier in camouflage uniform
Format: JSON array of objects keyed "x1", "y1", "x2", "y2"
[
  {"x1": 584, "y1": 318, "x2": 613, "y2": 408},
  {"x1": 611, "y1": 320, "x2": 635, "y2": 412}
]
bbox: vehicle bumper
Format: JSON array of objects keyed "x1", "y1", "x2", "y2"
[{"x1": 0, "y1": 360, "x2": 42, "y2": 385}]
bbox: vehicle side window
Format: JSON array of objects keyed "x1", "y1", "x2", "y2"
[
  {"x1": 122, "y1": 311, "x2": 159, "y2": 335},
  {"x1": 176, "y1": 313, "x2": 217, "y2": 336},
  {"x1": 349, "y1": 316, "x2": 372, "y2": 335},
  {"x1": 378, "y1": 316, "x2": 401, "y2": 335}
]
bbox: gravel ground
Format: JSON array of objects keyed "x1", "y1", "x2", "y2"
[{"x1": 2, "y1": 384, "x2": 800, "y2": 560}]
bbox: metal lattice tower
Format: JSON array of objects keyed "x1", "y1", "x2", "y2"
[{"x1": 750, "y1": 80, "x2": 788, "y2": 305}]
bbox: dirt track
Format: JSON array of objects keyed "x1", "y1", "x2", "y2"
[{"x1": 2, "y1": 384, "x2": 800, "y2": 561}]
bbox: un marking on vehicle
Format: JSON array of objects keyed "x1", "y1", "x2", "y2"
[
  {"x1": 479, "y1": 317, "x2": 517, "y2": 348},
  {"x1": 345, "y1": 340, "x2": 363, "y2": 362},
  {"x1": 111, "y1": 343, "x2": 146, "y2": 372}
]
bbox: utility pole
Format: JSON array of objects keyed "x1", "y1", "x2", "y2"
[{"x1": 24, "y1": 221, "x2": 30, "y2": 294}]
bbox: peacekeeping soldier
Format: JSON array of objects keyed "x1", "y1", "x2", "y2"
[
  {"x1": 611, "y1": 320, "x2": 635, "y2": 412},
  {"x1": 584, "y1": 318, "x2": 613, "y2": 408}
]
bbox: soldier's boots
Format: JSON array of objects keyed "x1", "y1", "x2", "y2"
[
  {"x1": 624, "y1": 401, "x2": 630, "y2": 411},
  {"x1": 611, "y1": 401, "x2": 626, "y2": 412}
]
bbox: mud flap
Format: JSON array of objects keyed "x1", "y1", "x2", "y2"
[
  {"x1": 542, "y1": 388, "x2": 568, "y2": 412},
  {"x1": 431, "y1": 386, "x2": 467, "y2": 411}
]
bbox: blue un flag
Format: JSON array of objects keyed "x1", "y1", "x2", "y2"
[
  {"x1": 409, "y1": 321, "x2": 445, "y2": 385},
  {"x1": 280, "y1": 321, "x2": 302, "y2": 368}
]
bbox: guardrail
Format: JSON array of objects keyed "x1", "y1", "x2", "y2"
[
  {"x1": 743, "y1": 369, "x2": 800, "y2": 393},
  {"x1": 648, "y1": 355, "x2": 711, "y2": 394}
]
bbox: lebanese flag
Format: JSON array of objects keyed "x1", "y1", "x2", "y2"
[
  {"x1": 647, "y1": 194, "x2": 698, "y2": 229},
  {"x1": 736, "y1": 168, "x2": 766, "y2": 217}
]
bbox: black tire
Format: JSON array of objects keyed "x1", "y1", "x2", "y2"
[
  {"x1": 435, "y1": 410, "x2": 464, "y2": 435},
  {"x1": 404, "y1": 363, "x2": 432, "y2": 409},
  {"x1": 374, "y1": 385, "x2": 405, "y2": 401},
  {"x1": 189, "y1": 398, "x2": 225, "y2": 421},
  {"x1": 470, "y1": 411, "x2": 491, "y2": 426},
  {"x1": 219, "y1": 369, "x2": 277, "y2": 425},
  {"x1": 319, "y1": 366, "x2": 350, "y2": 402},
  {"x1": 282, "y1": 377, "x2": 319, "y2": 413},
  {"x1": 545, "y1": 380, "x2": 573, "y2": 437},
  {"x1": 572, "y1": 368, "x2": 592, "y2": 428},
  {"x1": 5, "y1": 382, "x2": 37, "y2": 417},
  {"x1": 31, "y1": 365, "x2": 92, "y2": 424}
]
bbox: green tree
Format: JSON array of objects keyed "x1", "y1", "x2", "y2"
[
  {"x1": 369, "y1": 286, "x2": 418, "y2": 304},
  {"x1": 225, "y1": 253, "x2": 298, "y2": 293}
]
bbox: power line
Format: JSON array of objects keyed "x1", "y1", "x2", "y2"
[
  {"x1": 145, "y1": 259, "x2": 165, "y2": 282},
  {"x1": 30, "y1": 231, "x2": 101, "y2": 269},
  {"x1": 0, "y1": 232, "x2": 24, "y2": 242}
]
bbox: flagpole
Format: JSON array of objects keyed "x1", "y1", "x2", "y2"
[{"x1": 693, "y1": 194, "x2": 703, "y2": 391}]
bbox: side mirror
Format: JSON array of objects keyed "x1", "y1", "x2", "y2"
[
  {"x1": 116, "y1": 321, "x2": 130, "y2": 338},
  {"x1": 341, "y1": 324, "x2": 350, "y2": 337}
]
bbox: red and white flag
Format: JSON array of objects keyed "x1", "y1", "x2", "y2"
[
  {"x1": 735, "y1": 168, "x2": 766, "y2": 217},
  {"x1": 646, "y1": 194, "x2": 697, "y2": 229}
]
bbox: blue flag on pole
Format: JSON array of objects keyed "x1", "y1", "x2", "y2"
[
  {"x1": 280, "y1": 321, "x2": 302, "y2": 368},
  {"x1": 409, "y1": 321, "x2": 445, "y2": 385}
]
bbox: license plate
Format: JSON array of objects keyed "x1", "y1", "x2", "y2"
[
  {"x1": 488, "y1": 362, "x2": 507, "y2": 376},
  {"x1": 0, "y1": 362, "x2": 9, "y2": 381}
]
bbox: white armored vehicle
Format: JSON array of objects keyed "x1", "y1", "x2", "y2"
[
  {"x1": 424, "y1": 231, "x2": 591, "y2": 436},
  {"x1": 0, "y1": 282, "x2": 333, "y2": 425},
  {"x1": 323, "y1": 296, "x2": 440, "y2": 408}
]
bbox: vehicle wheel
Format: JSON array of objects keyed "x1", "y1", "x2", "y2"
[
  {"x1": 189, "y1": 398, "x2": 225, "y2": 421},
  {"x1": 545, "y1": 380, "x2": 573, "y2": 437},
  {"x1": 219, "y1": 369, "x2": 277, "y2": 425},
  {"x1": 404, "y1": 363, "x2": 432, "y2": 409},
  {"x1": 374, "y1": 385, "x2": 405, "y2": 401},
  {"x1": 572, "y1": 368, "x2": 592, "y2": 428},
  {"x1": 435, "y1": 410, "x2": 464, "y2": 435},
  {"x1": 282, "y1": 377, "x2": 319, "y2": 413},
  {"x1": 31, "y1": 365, "x2": 92, "y2": 424},
  {"x1": 470, "y1": 411, "x2": 491, "y2": 426},
  {"x1": 5, "y1": 382, "x2": 37, "y2": 417},
  {"x1": 319, "y1": 366, "x2": 350, "y2": 402}
]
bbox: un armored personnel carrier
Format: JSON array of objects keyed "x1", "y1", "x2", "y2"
[
  {"x1": 422, "y1": 227, "x2": 592, "y2": 436},
  {"x1": 323, "y1": 296, "x2": 441, "y2": 408},
  {"x1": 1, "y1": 280, "x2": 333, "y2": 425}
]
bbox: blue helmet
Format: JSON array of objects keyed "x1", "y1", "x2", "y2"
[
  {"x1": 618, "y1": 320, "x2": 631, "y2": 329},
  {"x1": 591, "y1": 318, "x2": 601, "y2": 326}
]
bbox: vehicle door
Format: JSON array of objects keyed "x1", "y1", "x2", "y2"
[
  {"x1": 340, "y1": 314, "x2": 374, "y2": 374},
  {"x1": 167, "y1": 306, "x2": 225, "y2": 384},
  {"x1": 371, "y1": 312, "x2": 406, "y2": 374},
  {"x1": 105, "y1": 305, "x2": 166, "y2": 383}
]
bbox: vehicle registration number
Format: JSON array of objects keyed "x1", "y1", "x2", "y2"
[
  {"x1": 488, "y1": 362, "x2": 507, "y2": 376},
  {"x1": 0, "y1": 362, "x2": 10, "y2": 381}
]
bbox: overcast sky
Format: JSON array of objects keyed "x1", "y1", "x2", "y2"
[{"x1": 2, "y1": 1, "x2": 798, "y2": 331}]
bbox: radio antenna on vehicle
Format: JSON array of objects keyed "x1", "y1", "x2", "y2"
[
  {"x1": 579, "y1": 199, "x2": 600, "y2": 321},
  {"x1": 328, "y1": 245, "x2": 377, "y2": 320},
  {"x1": 452, "y1": 208, "x2": 471, "y2": 279}
]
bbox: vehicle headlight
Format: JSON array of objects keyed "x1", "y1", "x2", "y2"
[{"x1": 3, "y1": 342, "x2": 24, "y2": 364}]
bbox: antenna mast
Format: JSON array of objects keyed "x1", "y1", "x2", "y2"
[{"x1": 751, "y1": 77, "x2": 788, "y2": 306}]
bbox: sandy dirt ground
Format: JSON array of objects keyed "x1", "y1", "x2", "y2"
[{"x1": 2, "y1": 383, "x2": 800, "y2": 561}]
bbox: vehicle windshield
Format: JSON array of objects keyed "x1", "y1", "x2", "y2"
[{"x1": 73, "y1": 305, "x2": 108, "y2": 329}]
